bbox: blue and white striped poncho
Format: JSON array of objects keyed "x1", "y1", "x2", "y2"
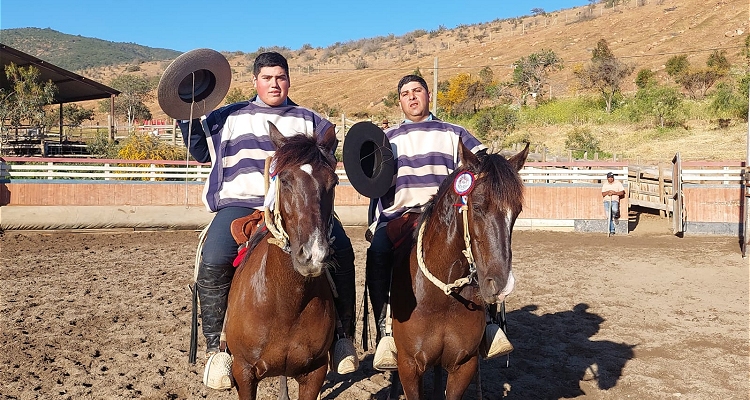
[
  {"x1": 373, "y1": 118, "x2": 485, "y2": 231},
  {"x1": 179, "y1": 97, "x2": 333, "y2": 213}
]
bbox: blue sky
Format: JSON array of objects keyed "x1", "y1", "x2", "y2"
[{"x1": 1, "y1": 0, "x2": 590, "y2": 53}]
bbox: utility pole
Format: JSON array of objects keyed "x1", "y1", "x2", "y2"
[{"x1": 432, "y1": 57, "x2": 438, "y2": 115}]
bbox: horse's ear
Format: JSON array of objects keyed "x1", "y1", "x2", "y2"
[
  {"x1": 320, "y1": 124, "x2": 338, "y2": 154},
  {"x1": 268, "y1": 121, "x2": 287, "y2": 149},
  {"x1": 457, "y1": 137, "x2": 479, "y2": 168},
  {"x1": 508, "y1": 142, "x2": 530, "y2": 171}
]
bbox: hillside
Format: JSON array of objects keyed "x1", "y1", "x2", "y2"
[
  {"x1": 4, "y1": 0, "x2": 749, "y2": 162},
  {"x1": 0, "y1": 27, "x2": 180, "y2": 70}
]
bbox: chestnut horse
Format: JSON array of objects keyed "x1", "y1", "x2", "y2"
[
  {"x1": 225, "y1": 123, "x2": 339, "y2": 400},
  {"x1": 390, "y1": 141, "x2": 529, "y2": 399}
]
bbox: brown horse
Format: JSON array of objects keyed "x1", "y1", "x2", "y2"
[
  {"x1": 225, "y1": 122, "x2": 340, "y2": 400},
  {"x1": 390, "y1": 141, "x2": 529, "y2": 399}
]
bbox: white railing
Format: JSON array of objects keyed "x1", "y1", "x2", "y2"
[
  {"x1": 0, "y1": 157, "x2": 209, "y2": 182},
  {"x1": 519, "y1": 161, "x2": 628, "y2": 183},
  {"x1": 6, "y1": 158, "x2": 741, "y2": 185}
]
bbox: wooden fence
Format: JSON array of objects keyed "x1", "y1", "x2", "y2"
[{"x1": 1, "y1": 156, "x2": 745, "y2": 238}]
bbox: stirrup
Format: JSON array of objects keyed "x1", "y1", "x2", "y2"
[
  {"x1": 480, "y1": 324, "x2": 514, "y2": 359},
  {"x1": 203, "y1": 351, "x2": 233, "y2": 390},
  {"x1": 373, "y1": 336, "x2": 398, "y2": 371},
  {"x1": 332, "y1": 338, "x2": 359, "y2": 374}
]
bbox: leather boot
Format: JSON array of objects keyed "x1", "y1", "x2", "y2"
[
  {"x1": 196, "y1": 262, "x2": 234, "y2": 390},
  {"x1": 330, "y1": 247, "x2": 359, "y2": 374},
  {"x1": 366, "y1": 249, "x2": 397, "y2": 371},
  {"x1": 480, "y1": 305, "x2": 514, "y2": 359}
]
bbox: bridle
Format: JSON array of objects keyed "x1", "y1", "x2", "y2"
[
  {"x1": 262, "y1": 154, "x2": 336, "y2": 254},
  {"x1": 416, "y1": 170, "x2": 480, "y2": 295}
]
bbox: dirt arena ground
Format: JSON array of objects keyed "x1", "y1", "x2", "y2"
[{"x1": 1, "y1": 213, "x2": 748, "y2": 399}]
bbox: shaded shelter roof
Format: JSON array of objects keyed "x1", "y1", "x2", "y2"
[{"x1": 0, "y1": 43, "x2": 120, "y2": 103}]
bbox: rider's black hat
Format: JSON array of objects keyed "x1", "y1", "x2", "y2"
[{"x1": 342, "y1": 121, "x2": 395, "y2": 198}]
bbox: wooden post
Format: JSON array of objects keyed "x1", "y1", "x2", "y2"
[
  {"x1": 432, "y1": 57, "x2": 438, "y2": 116},
  {"x1": 658, "y1": 163, "x2": 665, "y2": 217}
]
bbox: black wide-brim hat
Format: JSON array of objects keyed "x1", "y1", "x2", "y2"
[
  {"x1": 157, "y1": 48, "x2": 231, "y2": 120},
  {"x1": 342, "y1": 121, "x2": 395, "y2": 198}
]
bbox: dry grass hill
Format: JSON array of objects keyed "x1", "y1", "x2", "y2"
[{"x1": 78, "y1": 0, "x2": 748, "y2": 162}]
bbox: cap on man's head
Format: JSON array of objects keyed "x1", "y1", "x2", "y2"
[{"x1": 606, "y1": 172, "x2": 615, "y2": 178}]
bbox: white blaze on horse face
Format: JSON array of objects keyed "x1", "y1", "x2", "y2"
[
  {"x1": 300, "y1": 164, "x2": 313, "y2": 175},
  {"x1": 505, "y1": 208, "x2": 514, "y2": 237},
  {"x1": 307, "y1": 227, "x2": 329, "y2": 268}
]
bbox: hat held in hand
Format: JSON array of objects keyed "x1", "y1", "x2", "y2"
[
  {"x1": 158, "y1": 48, "x2": 231, "y2": 120},
  {"x1": 342, "y1": 121, "x2": 395, "y2": 198}
]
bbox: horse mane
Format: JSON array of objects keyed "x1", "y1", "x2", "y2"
[
  {"x1": 272, "y1": 134, "x2": 336, "y2": 173},
  {"x1": 417, "y1": 150, "x2": 524, "y2": 234}
]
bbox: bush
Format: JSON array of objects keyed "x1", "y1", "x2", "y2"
[
  {"x1": 117, "y1": 132, "x2": 186, "y2": 161},
  {"x1": 565, "y1": 126, "x2": 609, "y2": 159},
  {"x1": 86, "y1": 131, "x2": 119, "y2": 158},
  {"x1": 473, "y1": 105, "x2": 518, "y2": 140}
]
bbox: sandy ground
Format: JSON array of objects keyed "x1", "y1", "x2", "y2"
[{"x1": 1, "y1": 213, "x2": 748, "y2": 399}]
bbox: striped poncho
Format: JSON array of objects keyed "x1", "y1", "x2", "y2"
[
  {"x1": 179, "y1": 97, "x2": 333, "y2": 212},
  {"x1": 373, "y1": 118, "x2": 485, "y2": 231}
]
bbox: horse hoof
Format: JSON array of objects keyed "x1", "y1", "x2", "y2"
[
  {"x1": 333, "y1": 338, "x2": 359, "y2": 374},
  {"x1": 203, "y1": 352, "x2": 234, "y2": 390},
  {"x1": 481, "y1": 324, "x2": 514, "y2": 359},
  {"x1": 373, "y1": 336, "x2": 398, "y2": 371}
]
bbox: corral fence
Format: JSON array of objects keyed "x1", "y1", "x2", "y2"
[{"x1": 0, "y1": 156, "x2": 746, "y2": 243}]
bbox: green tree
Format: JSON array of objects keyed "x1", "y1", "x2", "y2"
[
  {"x1": 41, "y1": 103, "x2": 95, "y2": 135},
  {"x1": 0, "y1": 62, "x2": 57, "y2": 133},
  {"x1": 634, "y1": 84, "x2": 684, "y2": 128},
  {"x1": 511, "y1": 49, "x2": 563, "y2": 105},
  {"x1": 225, "y1": 87, "x2": 253, "y2": 104},
  {"x1": 635, "y1": 68, "x2": 657, "y2": 89},
  {"x1": 574, "y1": 39, "x2": 634, "y2": 113},
  {"x1": 101, "y1": 74, "x2": 154, "y2": 127},
  {"x1": 665, "y1": 55, "x2": 689, "y2": 79}
]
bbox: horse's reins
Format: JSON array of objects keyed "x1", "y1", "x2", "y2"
[
  {"x1": 263, "y1": 156, "x2": 291, "y2": 252},
  {"x1": 416, "y1": 171, "x2": 480, "y2": 295}
]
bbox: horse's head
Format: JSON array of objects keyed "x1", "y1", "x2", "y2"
[
  {"x1": 456, "y1": 140, "x2": 529, "y2": 304},
  {"x1": 267, "y1": 122, "x2": 339, "y2": 277}
]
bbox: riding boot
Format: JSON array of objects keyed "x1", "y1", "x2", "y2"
[
  {"x1": 330, "y1": 247, "x2": 359, "y2": 375},
  {"x1": 196, "y1": 262, "x2": 235, "y2": 390},
  {"x1": 366, "y1": 249, "x2": 398, "y2": 371},
  {"x1": 480, "y1": 307, "x2": 514, "y2": 359}
]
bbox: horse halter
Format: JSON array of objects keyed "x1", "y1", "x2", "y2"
[
  {"x1": 262, "y1": 155, "x2": 335, "y2": 254},
  {"x1": 416, "y1": 170, "x2": 480, "y2": 295}
]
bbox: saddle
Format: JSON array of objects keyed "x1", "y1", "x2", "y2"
[
  {"x1": 386, "y1": 212, "x2": 420, "y2": 251},
  {"x1": 230, "y1": 210, "x2": 265, "y2": 245},
  {"x1": 230, "y1": 210, "x2": 267, "y2": 268}
]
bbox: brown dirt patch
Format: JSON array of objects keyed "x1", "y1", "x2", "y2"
[{"x1": 1, "y1": 216, "x2": 747, "y2": 399}]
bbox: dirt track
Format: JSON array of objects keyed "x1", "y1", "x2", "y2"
[{"x1": 1, "y1": 214, "x2": 748, "y2": 399}]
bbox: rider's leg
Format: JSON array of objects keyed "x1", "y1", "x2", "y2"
[
  {"x1": 198, "y1": 207, "x2": 253, "y2": 389},
  {"x1": 329, "y1": 220, "x2": 359, "y2": 374},
  {"x1": 367, "y1": 228, "x2": 397, "y2": 370}
]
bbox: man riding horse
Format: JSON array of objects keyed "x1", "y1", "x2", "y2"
[
  {"x1": 162, "y1": 50, "x2": 359, "y2": 389},
  {"x1": 352, "y1": 75, "x2": 515, "y2": 370}
]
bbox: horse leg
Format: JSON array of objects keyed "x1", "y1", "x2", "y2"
[
  {"x1": 444, "y1": 356, "x2": 478, "y2": 400},
  {"x1": 232, "y1": 361, "x2": 259, "y2": 400},
  {"x1": 278, "y1": 376, "x2": 289, "y2": 400},
  {"x1": 396, "y1": 360, "x2": 424, "y2": 400},
  {"x1": 295, "y1": 365, "x2": 328, "y2": 400}
]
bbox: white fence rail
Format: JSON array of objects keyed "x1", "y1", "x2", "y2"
[{"x1": 2, "y1": 158, "x2": 743, "y2": 185}]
